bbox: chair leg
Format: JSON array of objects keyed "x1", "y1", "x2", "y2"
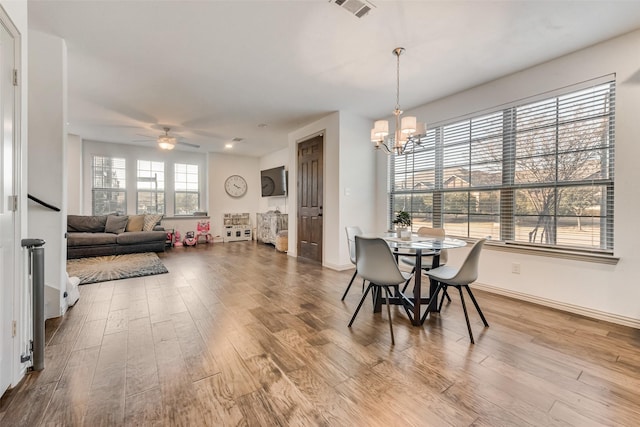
[
  {"x1": 401, "y1": 267, "x2": 416, "y2": 293},
  {"x1": 457, "y1": 286, "x2": 475, "y2": 344},
  {"x1": 348, "y1": 283, "x2": 373, "y2": 327},
  {"x1": 341, "y1": 270, "x2": 358, "y2": 301},
  {"x1": 420, "y1": 282, "x2": 444, "y2": 324},
  {"x1": 443, "y1": 287, "x2": 452, "y2": 303},
  {"x1": 394, "y1": 284, "x2": 413, "y2": 320},
  {"x1": 382, "y1": 286, "x2": 394, "y2": 345},
  {"x1": 438, "y1": 284, "x2": 448, "y2": 311},
  {"x1": 340, "y1": 269, "x2": 364, "y2": 301},
  {"x1": 464, "y1": 285, "x2": 489, "y2": 327}
]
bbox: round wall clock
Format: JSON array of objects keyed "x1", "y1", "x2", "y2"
[{"x1": 224, "y1": 175, "x2": 248, "y2": 198}]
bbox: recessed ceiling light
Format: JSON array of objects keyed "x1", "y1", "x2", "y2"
[{"x1": 225, "y1": 143, "x2": 233, "y2": 149}]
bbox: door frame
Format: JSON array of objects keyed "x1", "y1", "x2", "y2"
[{"x1": 0, "y1": 3, "x2": 23, "y2": 393}]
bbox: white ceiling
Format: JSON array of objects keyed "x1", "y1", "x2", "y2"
[{"x1": 28, "y1": 0, "x2": 640, "y2": 157}]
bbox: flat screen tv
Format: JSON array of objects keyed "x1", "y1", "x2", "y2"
[{"x1": 260, "y1": 166, "x2": 287, "y2": 197}]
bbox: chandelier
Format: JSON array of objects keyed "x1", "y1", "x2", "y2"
[
  {"x1": 157, "y1": 127, "x2": 177, "y2": 150},
  {"x1": 371, "y1": 47, "x2": 426, "y2": 155}
]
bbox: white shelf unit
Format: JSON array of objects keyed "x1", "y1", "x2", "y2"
[{"x1": 223, "y1": 213, "x2": 252, "y2": 242}]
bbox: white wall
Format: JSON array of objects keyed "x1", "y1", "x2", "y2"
[
  {"x1": 287, "y1": 111, "x2": 376, "y2": 269},
  {"x1": 377, "y1": 29, "x2": 640, "y2": 326},
  {"x1": 2, "y1": 0, "x2": 30, "y2": 389},
  {"x1": 67, "y1": 134, "x2": 82, "y2": 214},
  {"x1": 28, "y1": 30, "x2": 68, "y2": 319},
  {"x1": 208, "y1": 153, "x2": 260, "y2": 238},
  {"x1": 82, "y1": 140, "x2": 207, "y2": 217},
  {"x1": 336, "y1": 112, "x2": 376, "y2": 268},
  {"x1": 258, "y1": 148, "x2": 289, "y2": 214}
]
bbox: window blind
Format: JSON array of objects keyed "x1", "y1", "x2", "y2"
[
  {"x1": 174, "y1": 163, "x2": 200, "y2": 215},
  {"x1": 389, "y1": 77, "x2": 615, "y2": 252},
  {"x1": 137, "y1": 160, "x2": 165, "y2": 214},
  {"x1": 92, "y1": 155, "x2": 126, "y2": 215}
]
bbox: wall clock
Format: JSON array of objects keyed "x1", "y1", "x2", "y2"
[{"x1": 224, "y1": 175, "x2": 248, "y2": 198}]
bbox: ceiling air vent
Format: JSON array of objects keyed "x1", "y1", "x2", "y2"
[
  {"x1": 330, "y1": 0, "x2": 375, "y2": 19},
  {"x1": 231, "y1": 137, "x2": 244, "y2": 142}
]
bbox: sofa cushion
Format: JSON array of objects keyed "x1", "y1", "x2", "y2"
[
  {"x1": 67, "y1": 232, "x2": 118, "y2": 246},
  {"x1": 116, "y1": 230, "x2": 167, "y2": 245},
  {"x1": 126, "y1": 214, "x2": 145, "y2": 232},
  {"x1": 105, "y1": 215, "x2": 129, "y2": 234},
  {"x1": 143, "y1": 214, "x2": 163, "y2": 231},
  {"x1": 67, "y1": 215, "x2": 107, "y2": 232}
]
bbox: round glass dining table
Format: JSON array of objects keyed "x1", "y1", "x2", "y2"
[{"x1": 366, "y1": 233, "x2": 468, "y2": 326}]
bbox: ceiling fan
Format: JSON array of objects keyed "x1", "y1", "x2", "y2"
[{"x1": 133, "y1": 127, "x2": 200, "y2": 150}]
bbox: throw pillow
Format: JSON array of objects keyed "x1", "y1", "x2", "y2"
[
  {"x1": 143, "y1": 214, "x2": 163, "y2": 231},
  {"x1": 126, "y1": 214, "x2": 145, "y2": 232},
  {"x1": 67, "y1": 215, "x2": 108, "y2": 232},
  {"x1": 105, "y1": 215, "x2": 129, "y2": 234}
]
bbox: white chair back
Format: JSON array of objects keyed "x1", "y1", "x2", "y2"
[
  {"x1": 345, "y1": 226, "x2": 362, "y2": 265},
  {"x1": 355, "y1": 236, "x2": 407, "y2": 286},
  {"x1": 417, "y1": 226, "x2": 448, "y2": 264},
  {"x1": 447, "y1": 239, "x2": 485, "y2": 285}
]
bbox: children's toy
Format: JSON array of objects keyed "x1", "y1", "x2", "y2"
[
  {"x1": 183, "y1": 231, "x2": 197, "y2": 246},
  {"x1": 197, "y1": 220, "x2": 212, "y2": 244},
  {"x1": 173, "y1": 230, "x2": 183, "y2": 247}
]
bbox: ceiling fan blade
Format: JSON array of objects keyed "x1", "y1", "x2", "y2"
[
  {"x1": 135, "y1": 133, "x2": 156, "y2": 138},
  {"x1": 132, "y1": 139, "x2": 154, "y2": 142},
  {"x1": 177, "y1": 141, "x2": 200, "y2": 149}
]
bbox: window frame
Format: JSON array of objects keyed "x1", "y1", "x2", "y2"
[
  {"x1": 389, "y1": 78, "x2": 615, "y2": 254},
  {"x1": 136, "y1": 160, "x2": 166, "y2": 215},
  {"x1": 91, "y1": 155, "x2": 127, "y2": 215},
  {"x1": 174, "y1": 163, "x2": 200, "y2": 216}
]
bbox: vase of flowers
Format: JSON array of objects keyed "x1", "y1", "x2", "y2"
[{"x1": 393, "y1": 211, "x2": 412, "y2": 240}]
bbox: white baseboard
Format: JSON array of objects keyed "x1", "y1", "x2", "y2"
[
  {"x1": 472, "y1": 282, "x2": 640, "y2": 329},
  {"x1": 323, "y1": 262, "x2": 354, "y2": 271}
]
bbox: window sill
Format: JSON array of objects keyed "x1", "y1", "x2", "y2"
[
  {"x1": 162, "y1": 216, "x2": 210, "y2": 220},
  {"x1": 480, "y1": 240, "x2": 619, "y2": 265}
]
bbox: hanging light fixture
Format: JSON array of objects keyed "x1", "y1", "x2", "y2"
[
  {"x1": 157, "y1": 127, "x2": 177, "y2": 150},
  {"x1": 371, "y1": 47, "x2": 426, "y2": 155}
]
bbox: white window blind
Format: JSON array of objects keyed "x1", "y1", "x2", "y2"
[
  {"x1": 174, "y1": 163, "x2": 199, "y2": 215},
  {"x1": 137, "y1": 160, "x2": 165, "y2": 214},
  {"x1": 389, "y1": 78, "x2": 615, "y2": 252},
  {"x1": 92, "y1": 155, "x2": 126, "y2": 215}
]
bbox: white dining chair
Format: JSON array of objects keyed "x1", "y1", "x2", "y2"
[
  {"x1": 348, "y1": 236, "x2": 414, "y2": 345},
  {"x1": 422, "y1": 238, "x2": 488, "y2": 343},
  {"x1": 342, "y1": 226, "x2": 364, "y2": 301}
]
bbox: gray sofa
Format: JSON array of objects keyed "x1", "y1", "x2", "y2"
[{"x1": 67, "y1": 214, "x2": 167, "y2": 259}]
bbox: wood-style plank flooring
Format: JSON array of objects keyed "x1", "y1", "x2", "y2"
[{"x1": 1, "y1": 241, "x2": 640, "y2": 426}]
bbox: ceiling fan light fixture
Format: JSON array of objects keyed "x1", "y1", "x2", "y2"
[
  {"x1": 157, "y1": 127, "x2": 177, "y2": 150},
  {"x1": 158, "y1": 135, "x2": 176, "y2": 150}
]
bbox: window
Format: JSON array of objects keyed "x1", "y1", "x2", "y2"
[
  {"x1": 92, "y1": 156, "x2": 126, "y2": 215},
  {"x1": 137, "y1": 160, "x2": 165, "y2": 214},
  {"x1": 390, "y1": 79, "x2": 615, "y2": 252},
  {"x1": 174, "y1": 163, "x2": 199, "y2": 215}
]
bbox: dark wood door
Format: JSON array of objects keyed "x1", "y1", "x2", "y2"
[{"x1": 297, "y1": 135, "x2": 323, "y2": 262}]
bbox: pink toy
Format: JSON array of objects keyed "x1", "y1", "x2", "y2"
[
  {"x1": 183, "y1": 231, "x2": 197, "y2": 246},
  {"x1": 173, "y1": 230, "x2": 183, "y2": 247},
  {"x1": 197, "y1": 220, "x2": 212, "y2": 243}
]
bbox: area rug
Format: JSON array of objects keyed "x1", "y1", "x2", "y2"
[{"x1": 66, "y1": 252, "x2": 168, "y2": 285}]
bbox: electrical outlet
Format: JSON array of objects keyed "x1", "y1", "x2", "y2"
[{"x1": 512, "y1": 263, "x2": 521, "y2": 274}]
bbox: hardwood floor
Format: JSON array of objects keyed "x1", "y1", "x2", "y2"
[{"x1": 1, "y1": 241, "x2": 640, "y2": 426}]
